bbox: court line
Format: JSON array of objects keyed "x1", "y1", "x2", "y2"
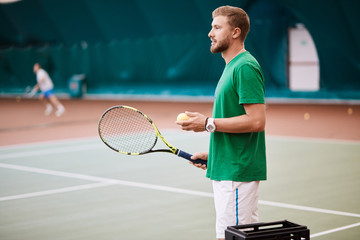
[
  {"x1": 267, "y1": 135, "x2": 360, "y2": 145},
  {"x1": 0, "y1": 131, "x2": 205, "y2": 155},
  {"x1": 0, "y1": 182, "x2": 114, "y2": 201},
  {"x1": 1, "y1": 163, "x2": 359, "y2": 219},
  {"x1": 1, "y1": 130, "x2": 357, "y2": 151},
  {"x1": 1, "y1": 135, "x2": 359, "y2": 238},
  {"x1": 0, "y1": 136, "x2": 99, "y2": 150},
  {"x1": 0, "y1": 144, "x2": 104, "y2": 159},
  {"x1": 259, "y1": 200, "x2": 360, "y2": 218},
  {"x1": 0, "y1": 119, "x2": 95, "y2": 133},
  {"x1": 0, "y1": 163, "x2": 120, "y2": 183},
  {"x1": 1, "y1": 163, "x2": 360, "y2": 238},
  {"x1": 0, "y1": 163, "x2": 214, "y2": 201},
  {"x1": 310, "y1": 222, "x2": 360, "y2": 238}
]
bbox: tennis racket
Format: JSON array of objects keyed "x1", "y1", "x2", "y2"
[
  {"x1": 98, "y1": 105, "x2": 207, "y2": 166},
  {"x1": 16, "y1": 86, "x2": 33, "y2": 102}
]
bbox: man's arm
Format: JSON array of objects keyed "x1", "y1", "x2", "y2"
[
  {"x1": 213, "y1": 103, "x2": 265, "y2": 133},
  {"x1": 176, "y1": 103, "x2": 265, "y2": 133},
  {"x1": 29, "y1": 83, "x2": 40, "y2": 97}
]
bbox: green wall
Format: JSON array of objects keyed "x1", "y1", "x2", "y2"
[{"x1": 0, "y1": 0, "x2": 359, "y2": 99}]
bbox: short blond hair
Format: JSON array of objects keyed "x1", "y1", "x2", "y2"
[{"x1": 212, "y1": 6, "x2": 250, "y2": 41}]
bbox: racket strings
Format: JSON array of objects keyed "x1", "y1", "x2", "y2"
[{"x1": 99, "y1": 107, "x2": 157, "y2": 154}]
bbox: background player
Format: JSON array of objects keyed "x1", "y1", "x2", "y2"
[{"x1": 30, "y1": 63, "x2": 66, "y2": 117}]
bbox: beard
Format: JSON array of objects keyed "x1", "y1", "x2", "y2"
[{"x1": 210, "y1": 36, "x2": 230, "y2": 53}]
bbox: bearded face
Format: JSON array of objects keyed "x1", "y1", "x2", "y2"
[
  {"x1": 210, "y1": 35, "x2": 231, "y2": 53},
  {"x1": 208, "y1": 15, "x2": 233, "y2": 54}
]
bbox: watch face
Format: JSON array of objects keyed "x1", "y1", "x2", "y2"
[
  {"x1": 207, "y1": 124, "x2": 215, "y2": 132},
  {"x1": 206, "y1": 118, "x2": 215, "y2": 132}
]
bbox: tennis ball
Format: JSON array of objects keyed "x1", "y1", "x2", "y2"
[
  {"x1": 177, "y1": 113, "x2": 190, "y2": 121},
  {"x1": 304, "y1": 113, "x2": 310, "y2": 120}
]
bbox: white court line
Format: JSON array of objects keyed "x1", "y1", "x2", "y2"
[
  {"x1": 0, "y1": 182, "x2": 114, "y2": 201},
  {"x1": 1, "y1": 135, "x2": 359, "y2": 239},
  {"x1": 0, "y1": 163, "x2": 123, "y2": 183},
  {"x1": 0, "y1": 131, "x2": 206, "y2": 159},
  {"x1": 0, "y1": 163, "x2": 213, "y2": 202},
  {"x1": 266, "y1": 135, "x2": 360, "y2": 145},
  {"x1": 1, "y1": 163, "x2": 359, "y2": 218},
  {"x1": 259, "y1": 200, "x2": 360, "y2": 218},
  {"x1": 1, "y1": 130, "x2": 356, "y2": 153},
  {"x1": 1, "y1": 163, "x2": 360, "y2": 239},
  {"x1": 0, "y1": 143, "x2": 103, "y2": 160},
  {"x1": 0, "y1": 136, "x2": 99, "y2": 150},
  {"x1": 310, "y1": 222, "x2": 360, "y2": 238},
  {"x1": 0, "y1": 130, "x2": 204, "y2": 150}
]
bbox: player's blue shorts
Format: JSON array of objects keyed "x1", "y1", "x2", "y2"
[{"x1": 42, "y1": 89, "x2": 54, "y2": 99}]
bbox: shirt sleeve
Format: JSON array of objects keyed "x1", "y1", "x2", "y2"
[{"x1": 235, "y1": 63, "x2": 265, "y2": 104}]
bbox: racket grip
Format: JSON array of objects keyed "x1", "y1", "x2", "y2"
[{"x1": 177, "y1": 150, "x2": 207, "y2": 166}]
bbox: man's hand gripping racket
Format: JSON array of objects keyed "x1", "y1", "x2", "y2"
[{"x1": 98, "y1": 106, "x2": 207, "y2": 167}]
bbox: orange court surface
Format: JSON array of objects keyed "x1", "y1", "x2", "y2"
[{"x1": 0, "y1": 97, "x2": 359, "y2": 146}]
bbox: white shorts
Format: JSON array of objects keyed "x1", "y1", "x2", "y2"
[{"x1": 212, "y1": 180, "x2": 260, "y2": 239}]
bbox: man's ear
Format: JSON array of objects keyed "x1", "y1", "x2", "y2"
[{"x1": 232, "y1": 27, "x2": 241, "y2": 39}]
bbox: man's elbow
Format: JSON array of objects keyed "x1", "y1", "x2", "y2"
[{"x1": 253, "y1": 119, "x2": 266, "y2": 132}]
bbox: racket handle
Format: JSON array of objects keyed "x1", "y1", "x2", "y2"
[{"x1": 177, "y1": 150, "x2": 207, "y2": 166}]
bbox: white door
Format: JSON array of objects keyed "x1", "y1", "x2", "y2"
[{"x1": 288, "y1": 24, "x2": 320, "y2": 91}]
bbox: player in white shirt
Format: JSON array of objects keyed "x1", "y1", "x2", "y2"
[{"x1": 30, "y1": 63, "x2": 66, "y2": 117}]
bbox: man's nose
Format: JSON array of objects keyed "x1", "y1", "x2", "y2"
[{"x1": 208, "y1": 29, "x2": 213, "y2": 38}]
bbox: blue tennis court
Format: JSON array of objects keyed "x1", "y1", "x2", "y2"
[{"x1": 1, "y1": 132, "x2": 359, "y2": 240}]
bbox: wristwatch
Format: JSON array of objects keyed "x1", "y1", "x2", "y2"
[{"x1": 206, "y1": 118, "x2": 216, "y2": 132}]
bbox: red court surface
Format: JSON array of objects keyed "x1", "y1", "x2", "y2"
[{"x1": 1, "y1": 98, "x2": 359, "y2": 146}]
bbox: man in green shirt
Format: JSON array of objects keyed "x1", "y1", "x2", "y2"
[{"x1": 177, "y1": 6, "x2": 266, "y2": 240}]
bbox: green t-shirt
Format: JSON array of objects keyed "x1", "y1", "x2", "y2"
[{"x1": 206, "y1": 51, "x2": 267, "y2": 182}]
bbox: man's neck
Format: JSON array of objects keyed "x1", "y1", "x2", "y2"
[{"x1": 222, "y1": 43, "x2": 246, "y2": 64}]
